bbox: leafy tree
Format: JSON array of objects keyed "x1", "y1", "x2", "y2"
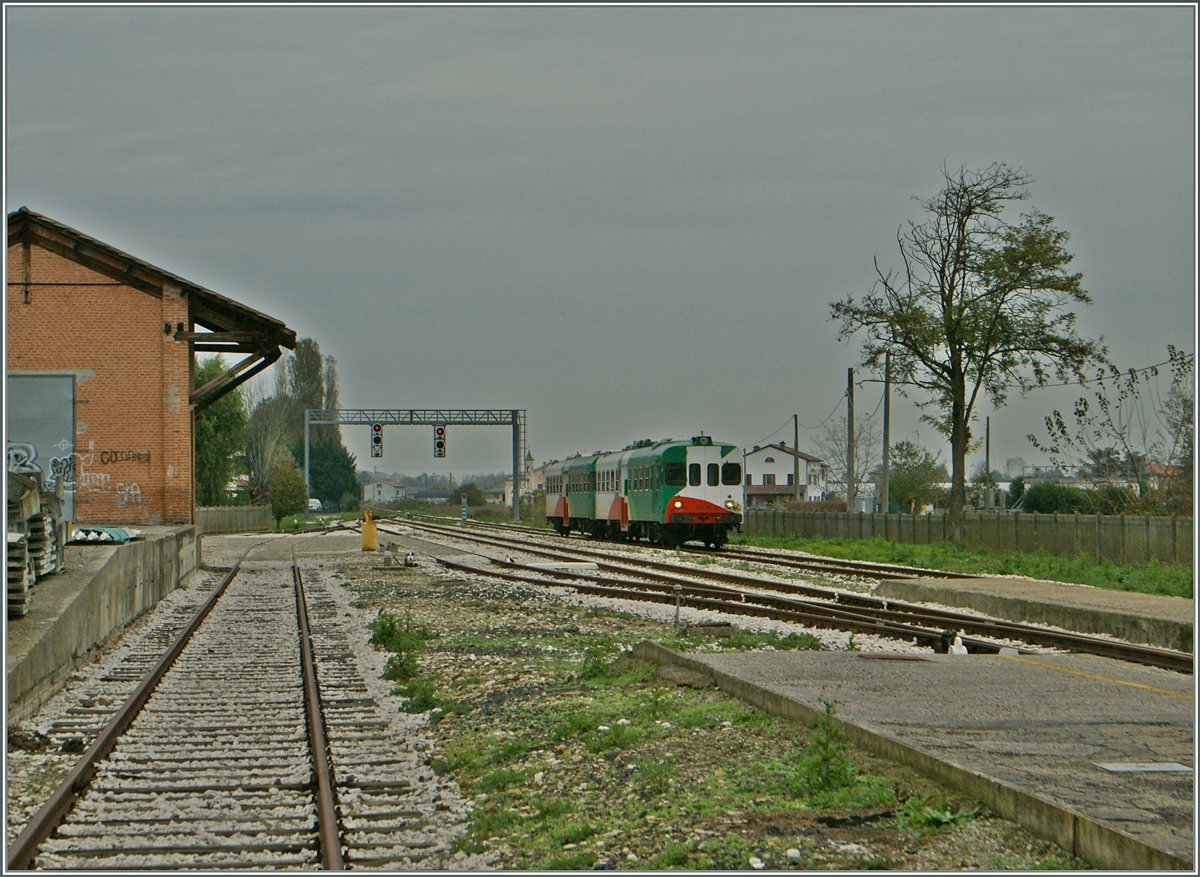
[
  {"x1": 300, "y1": 438, "x2": 361, "y2": 511},
  {"x1": 832, "y1": 163, "x2": 1104, "y2": 542},
  {"x1": 321, "y1": 355, "x2": 343, "y2": 445},
  {"x1": 193, "y1": 356, "x2": 247, "y2": 506},
  {"x1": 284, "y1": 337, "x2": 324, "y2": 446},
  {"x1": 1007, "y1": 476, "x2": 1026, "y2": 509},
  {"x1": 268, "y1": 454, "x2": 307, "y2": 525},
  {"x1": 449, "y1": 483, "x2": 488, "y2": 507},
  {"x1": 886, "y1": 441, "x2": 948, "y2": 513}
]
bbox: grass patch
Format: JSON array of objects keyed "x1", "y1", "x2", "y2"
[{"x1": 733, "y1": 534, "x2": 1193, "y2": 598}]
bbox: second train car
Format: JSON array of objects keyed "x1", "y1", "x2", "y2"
[{"x1": 543, "y1": 435, "x2": 743, "y2": 548}]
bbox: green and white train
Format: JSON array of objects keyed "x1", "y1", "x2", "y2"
[{"x1": 544, "y1": 435, "x2": 743, "y2": 548}]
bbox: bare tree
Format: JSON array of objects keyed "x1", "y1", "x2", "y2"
[
  {"x1": 242, "y1": 374, "x2": 293, "y2": 506},
  {"x1": 812, "y1": 410, "x2": 881, "y2": 502},
  {"x1": 832, "y1": 163, "x2": 1104, "y2": 542},
  {"x1": 1031, "y1": 346, "x2": 1194, "y2": 513}
]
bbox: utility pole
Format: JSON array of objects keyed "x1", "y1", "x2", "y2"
[
  {"x1": 880, "y1": 352, "x2": 890, "y2": 515},
  {"x1": 984, "y1": 416, "x2": 992, "y2": 510},
  {"x1": 793, "y1": 414, "x2": 801, "y2": 504},
  {"x1": 846, "y1": 367, "x2": 855, "y2": 513}
]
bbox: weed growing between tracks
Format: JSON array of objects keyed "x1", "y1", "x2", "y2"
[
  {"x1": 336, "y1": 561, "x2": 1089, "y2": 870},
  {"x1": 734, "y1": 534, "x2": 1193, "y2": 598}
]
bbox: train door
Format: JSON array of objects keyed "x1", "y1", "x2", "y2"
[{"x1": 651, "y1": 464, "x2": 659, "y2": 520}]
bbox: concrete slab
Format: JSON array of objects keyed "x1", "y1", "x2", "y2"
[
  {"x1": 5, "y1": 527, "x2": 197, "y2": 722},
  {"x1": 875, "y1": 575, "x2": 1194, "y2": 653},
  {"x1": 635, "y1": 643, "x2": 1194, "y2": 871}
]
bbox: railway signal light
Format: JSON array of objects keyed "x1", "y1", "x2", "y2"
[
  {"x1": 370, "y1": 423, "x2": 383, "y2": 458},
  {"x1": 434, "y1": 425, "x2": 446, "y2": 458}
]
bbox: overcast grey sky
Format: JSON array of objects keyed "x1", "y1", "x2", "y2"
[{"x1": 5, "y1": 5, "x2": 1195, "y2": 478}]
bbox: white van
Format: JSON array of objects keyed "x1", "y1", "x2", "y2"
[{"x1": 308, "y1": 498, "x2": 323, "y2": 511}]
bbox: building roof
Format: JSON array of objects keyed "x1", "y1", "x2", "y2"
[
  {"x1": 746, "y1": 442, "x2": 823, "y2": 463},
  {"x1": 9, "y1": 207, "x2": 297, "y2": 411}
]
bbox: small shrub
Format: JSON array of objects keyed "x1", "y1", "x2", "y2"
[
  {"x1": 585, "y1": 722, "x2": 641, "y2": 753},
  {"x1": 896, "y1": 795, "x2": 979, "y2": 833},
  {"x1": 544, "y1": 851, "x2": 595, "y2": 870},
  {"x1": 476, "y1": 768, "x2": 526, "y2": 793},
  {"x1": 368, "y1": 609, "x2": 435, "y2": 653},
  {"x1": 488, "y1": 738, "x2": 534, "y2": 764},
  {"x1": 551, "y1": 713, "x2": 597, "y2": 742},
  {"x1": 650, "y1": 842, "x2": 692, "y2": 869},
  {"x1": 790, "y1": 700, "x2": 854, "y2": 793},
  {"x1": 397, "y1": 678, "x2": 442, "y2": 713},
  {"x1": 381, "y1": 651, "x2": 419, "y2": 682},
  {"x1": 640, "y1": 685, "x2": 670, "y2": 719},
  {"x1": 579, "y1": 647, "x2": 613, "y2": 680},
  {"x1": 634, "y1": 755, "x2": 676, "y2": 796},
  {"x1": 553, "y1": 820, "x2": 597, "y2": 845}
]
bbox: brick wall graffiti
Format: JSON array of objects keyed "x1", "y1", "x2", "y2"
[
  {"x1": 8, "y1": 442, "x2": 149, "y2": 508},
  {"x1": 116, "y1": 483, "x2": 143, "y2": 507},
  {"x1": 99, "y1": 450, "x2": 152, "y2": 465}
]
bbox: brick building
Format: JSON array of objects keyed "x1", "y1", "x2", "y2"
[{"x1": 7, "y1": 208, "x2": 295, "y2": 525}]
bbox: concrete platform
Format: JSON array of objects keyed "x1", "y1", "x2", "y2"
[
  {"x1": 5, "y1": 527, "x2": 197, "y2": 723},
  {"x1": 875, "y1": 575, "x2": 1194, "y2": 653},
  {"x1": 635, "y1": 642, "x2": 1195, "y2": 871}
]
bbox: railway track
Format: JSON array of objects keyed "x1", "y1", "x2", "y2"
[
  {"x1": 6, "y1": 541, "x2": 459, "y2": 870},
  {"x1": 385, "y1": 516, "x2": 1193, "y2": 675}
]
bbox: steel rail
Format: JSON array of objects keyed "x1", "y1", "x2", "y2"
[
  {"x1": 406, "y1": 519, "x2": 1193, "y2": 674},
  {"x1": 410, "y1": 513, "x2": 976, "y2": 580},
  {"x1": 5, "y1": 544, "x2": 256, "y2": 871},
  {"x1": 292, "y1": 549, "x2": 345, "y2": 871},
  {"x1": 433, "y1": 555, "x2": 974, "y2": 650},
  {"x1": 693, "y1": 544, "x2": 982, "y2": 580}
]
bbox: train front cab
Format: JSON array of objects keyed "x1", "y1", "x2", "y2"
[{"x1": 661, "y1": 437, "x2": 742, "y2": 547}]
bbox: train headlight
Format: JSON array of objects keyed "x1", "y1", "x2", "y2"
[{"x1": 673, "y1": 500, "x2": 683, "y2": 508}]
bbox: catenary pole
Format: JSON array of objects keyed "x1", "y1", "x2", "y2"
[
  {"x1": 794, "y1": 414, "x2": 801, "y2": 503},
  {"x1": 881, "y1": 352, "x2": 890, "y2": 515},
  {"x1": 846, "y1": 368, "x2": 855, "y2": 513},
  {"x1": 304, "y1": 409, "x2": 311, "y2": 525}
]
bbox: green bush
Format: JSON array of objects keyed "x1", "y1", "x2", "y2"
[
  {"x1": 381, "y1": 651, "x2": 419, "y2": 683},
  {"x1": 368, "y1": 610, "x2": 435, "y2": 653},
  {"x1": 1019, "y1": 482, "x2": 1094, "y2": 513}
]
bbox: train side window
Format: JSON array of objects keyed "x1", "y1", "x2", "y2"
[
  {"x1": 722, "y1": 463, "x2": 742, "y2": 486},
  {"x1": 664, "y1": 463, "x2": 686, "y2": 485},
  {"x1": 688, "y1": 463, "x2": 701, "y2": 486},
  {"x1": 707, "y1": 463, "x2": 719, "y2": 486}
]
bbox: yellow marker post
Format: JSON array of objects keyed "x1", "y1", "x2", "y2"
[{"x1": 361, "y1": 509, "x2": 378, "y2": 552}]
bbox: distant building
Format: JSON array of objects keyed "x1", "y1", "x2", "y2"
[
  {"x1": 363, "y1": 480, "x2": 406, "y2": 504},
  {"x1": 743, "y1": 443, "x2": 828, "y2": 508}
]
